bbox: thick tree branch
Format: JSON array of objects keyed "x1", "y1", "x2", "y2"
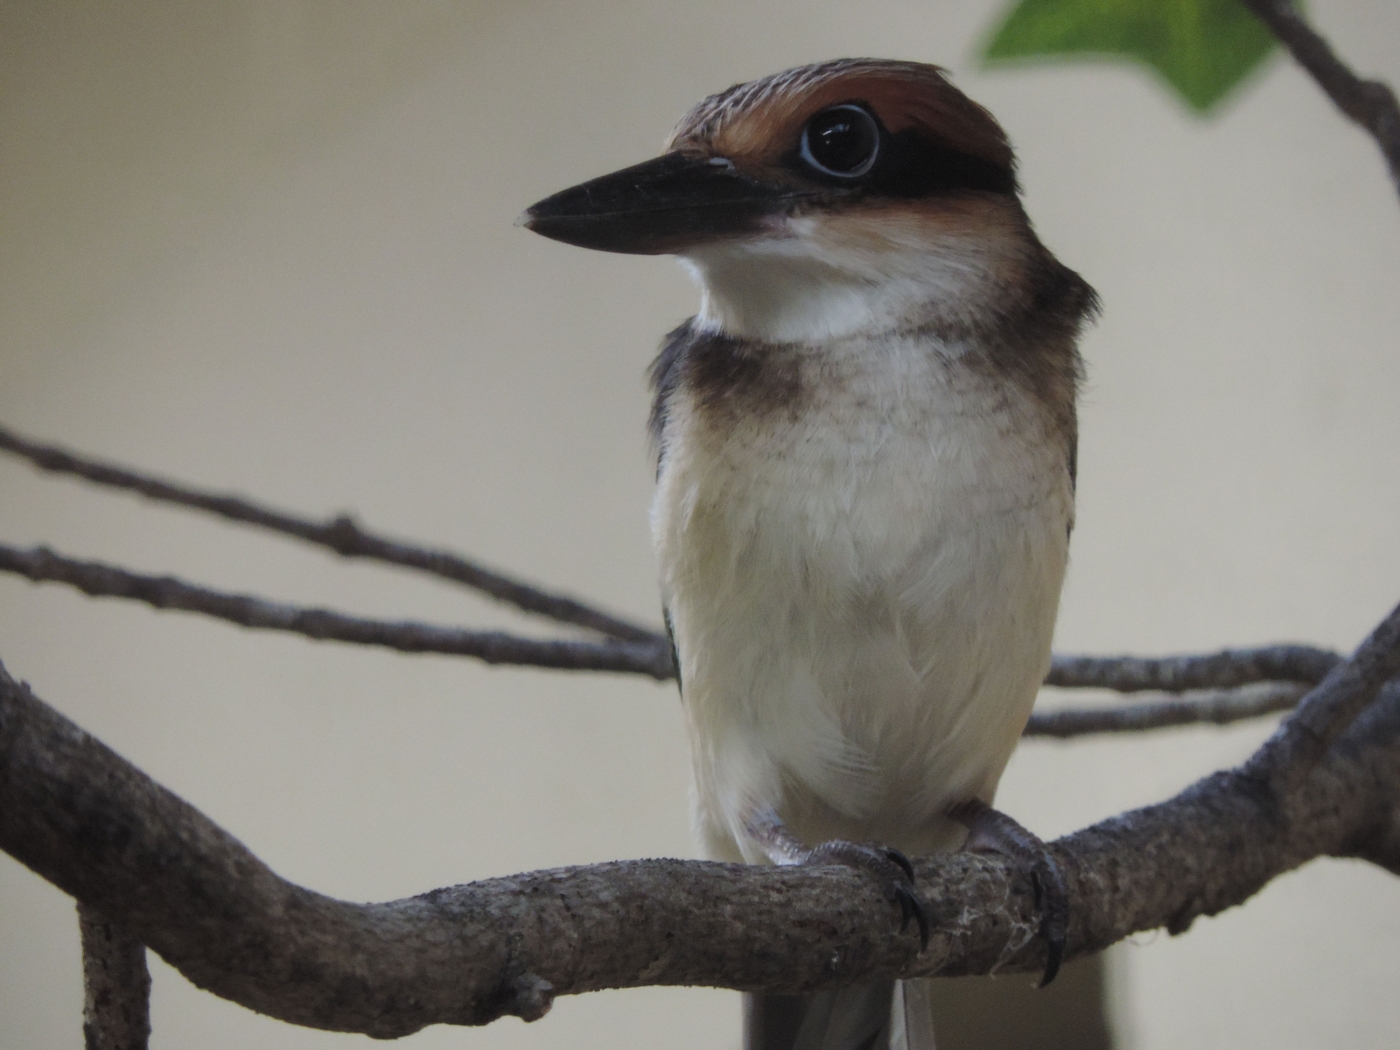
[
  {"x1": 1243, "y1": 598, "x2": 1400, "y2": 792},
  {"x1": 0, "y1": 544, "x2": 674, "y2": 679},
  {"x1": 0, "y1": 423, "x2": 661, "y2": 644},
  {"x1": 2, "y1": 647, "x2": 1398, "y2": 1038},
  {"x1": 1242, "y1": 0, "x2": 1400, "y2": 196},
  {"x1": 1352, "y1": 807, "x2": 1400, "y2": 877},
  {"x1": 78, "y1": 902, "x2": 151, "y2": 1050}
]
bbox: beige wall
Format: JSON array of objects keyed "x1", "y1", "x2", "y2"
[{"x1": 3, "y1": 1, "x2": 1399, "y2": 1047}]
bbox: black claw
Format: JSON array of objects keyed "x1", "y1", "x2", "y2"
[
  {"x1": 882, "y1": 846, "x2": 916, "y2": 883},
  {"x1": 894, "y1": 884, "x2": 931, "y2": 951},
  {"x1": 804, "y1": 840, "x2": 930, "y2": 951},
  {"x1": 1039, "y1": 926, "x2": 1065, "y2": 988},
  {"x1": 1031, "y1": 861, "x2": 1069, "y2": 987},
  {"x1": 952, "y1": 800, "x2": 1070, "y2": 987}
]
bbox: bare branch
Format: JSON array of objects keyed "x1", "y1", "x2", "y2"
[
  {"x1": 1244, "y1": 598, "x2": 1400, "y2": 793},
  {"x1": 2, "y1": 655, "x2": 1398, "y2": 1038},
  {"x1": 0, "y1": 541, "x2": 1353, "y2": 739},
  {"x1": 1046, "y1": 646, "x2": 1339, "y2": 693},
  {"x1": 1025, "y1": 681, "x2": 1308, "y2": 738},
  {"x1": 1241, "y1": 0, "x2": 1400, "y2": 195},
  {"x1": 0, "y1": 544, "x2": 674, "y2": 679},
  {"x1": 0, "y1": 423, "x2": 662, "y2": 644},
  {"x1": 78, "y1": 902, "x2": 151, "y2": 1050},
  {"x1": 0, "y1": 422, "x2": 1358, "y2": 726}
]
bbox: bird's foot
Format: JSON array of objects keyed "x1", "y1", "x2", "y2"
[
  {"x1": 949, "y1": 799, "x2": 1068, "y2": 987},
  {"x1": 804, "y1": 839, "x2": 930, "y2": 950},
  {"x1": 745, "y1": 809, "x2": 930, "y2": 950}
]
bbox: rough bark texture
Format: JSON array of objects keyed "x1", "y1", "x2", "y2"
[
  {"x1": 0, "y1": 543, "x2": 674, "y2": 679},
  {"x1": 78, "y1": 902, "x2": 151, "y2": 1050},
  {"x1": 2, "y1": 659, "x2": 1396, "y2": 1039},
  {"x1": 1045, "y1": 646, "x2": 1339, "y2": 692},
  {"x1": 1244, "y1": 599, "x2": 1400, "y2": 792},
  {"x1": 1024, "y1": 681, "x2": 1307, "y2": 737}
]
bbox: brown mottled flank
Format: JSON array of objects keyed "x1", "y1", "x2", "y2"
[
  {"x1": 667, "y1": 59, "x2": 1014, "y2": 179},
  {"x1": 649, "y1": 322, "x2": 803, "y2": 452},
  {"x1": 975, "y1": 236, "x2": 1098, "y2": 490}
]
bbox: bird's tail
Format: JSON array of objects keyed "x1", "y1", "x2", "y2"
[{"x1": 745, "y1": 979, "x2": 936, "y2": 1050}]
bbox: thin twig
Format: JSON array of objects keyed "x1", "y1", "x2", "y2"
[
  {"x1": 0, "y1": 423, "x2": 662, "y2": 644},
  {"x1": 1046, "y1": 646, "x2": 1339, "y2": 692},
  {"x1": 0, "y1": 422, "x2": 1358, "y2": 711},
  {"x1": 0, "y1": 540, "x2": 1352, "y2": 732},
  {"x1": 1241, "y1": 0, "x2": 1400, "y2": 196},
  {"x1": 1244, "y1": 599, "x2": 1400, "y2": 793},
  {"x1": 1025, "y1": 681, "x2": 1308, "y2": 738},
  {"x1": 78, "y1": 901, "x2": 151, "y2": 1050},
  {"x1": 0, "y1": 544, "x2": 674, "y2": 679}
]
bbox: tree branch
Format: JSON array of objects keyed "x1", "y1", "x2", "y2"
[
  {"x1": 1242, "y1": 0, "x2": 1400, "y2": 196},
  {"x1": 0, "y1": 541, "x2": 1354, "y2": 734},
  {"x1": 0, "y1": 544, "x2": 675, "y2": 679},
  {"x1": 1024, "y1": 681, "x2": 1308, "y2": 738},
  {"x1": 0, "y1": 423, "x2": 662, "y2": 645},
  {"x1": 78, "y1": 902, "x2": 151, "y2": 1050},
  {"x1": 2, "y1": 645, "x2": 1398, "y2": 1038},
  {"x1": 0, "y1": 421, "x2": 1354, "y2": 733},
  {"x1": 1243, "y1": 598, "x2": 1400, "y2": 793},
  {"x1": 1045, "y1": 646, "x2": 1339, "y2": 692}
]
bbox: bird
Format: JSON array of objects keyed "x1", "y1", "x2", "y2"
[{"x1": 522, "y1": 58, "x2": 1097, "y2": 1050}]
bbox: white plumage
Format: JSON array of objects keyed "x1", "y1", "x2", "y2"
[{"x1": 655, "y1": 229, "x2": 1073, "y2": 867}]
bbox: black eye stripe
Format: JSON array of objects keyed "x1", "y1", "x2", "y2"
[{"x1": 873, "y1": 130, "x2": 1018, "y2": 197}]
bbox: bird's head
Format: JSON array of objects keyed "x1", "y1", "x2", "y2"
[{"x1": 522, "y1": 60, "x2": 1044, "y2": 343}]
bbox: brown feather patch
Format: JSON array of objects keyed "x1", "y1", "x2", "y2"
[{"x1": 667, "y1": 59, "x2": 1012, "y2": 177}]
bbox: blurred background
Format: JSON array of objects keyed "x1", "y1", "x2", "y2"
[{"x1": 2, "y1": 1, "x2": 1399, "y2": 1047}]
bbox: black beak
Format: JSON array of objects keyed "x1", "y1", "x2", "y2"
[{"x1": 519, "y1": 152, "x2": 800, "y2": 255}]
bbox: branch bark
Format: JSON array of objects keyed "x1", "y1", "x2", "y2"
[
  {"x1": 1243, "y1": 598, "x2": 1400, "y2": 792},
  {"x1": 0, "y1": 543, "x2": 675, "y2": 679},
  {"x1": 78, "y1": 902, "x2": 151, "y2": 1050},
  {"x1": 0, "y1": 541, "x2": 1352, "y2": 736},
  {"x1": 1024, "y1": 681, "x2": 1307, "y2": 738},
  {"x1": 1242, "y1": 0, "x2": 1400, "y2": 196},
  {"x1": 2, "y1": 648, "x2": 1397, "y2": 1038},
  {"x1": 1045, "y1": 646, "x2": 1339, "y2": 692},
  {"x1": 0, "y1": 423, "x2": 1354, "y2": 739},
  {"x1": 0, "y1": 423, "x2": 660, "y2": 644},
  {"x1": 0, "y1": 420, "x2": 1352, "y2": 701}
]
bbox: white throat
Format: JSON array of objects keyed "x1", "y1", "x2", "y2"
[{"x1": 679, "y1": 213, "x2": 1006, "y2": 344}]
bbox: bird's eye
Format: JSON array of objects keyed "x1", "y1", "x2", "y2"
[{"x1": 799, "y1": 105, "x2": 879, "y2": 178}]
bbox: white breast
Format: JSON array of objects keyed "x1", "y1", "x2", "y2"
[{"x1": 652, "y1": 331, "x2": 1072, "y2": 863}]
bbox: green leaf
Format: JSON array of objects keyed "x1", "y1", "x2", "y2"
[{"x1": 981, "y1": 0, "x2": 1287, "y2": 112}]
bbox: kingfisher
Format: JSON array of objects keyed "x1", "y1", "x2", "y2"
[{"x1": 523, "y1": 58, "x2": 1096, "y2": 1050}]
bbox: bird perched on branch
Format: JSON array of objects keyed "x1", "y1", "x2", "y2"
[{"x1": 523, "y1": 58, "x2": 1096, "y2": 1050}]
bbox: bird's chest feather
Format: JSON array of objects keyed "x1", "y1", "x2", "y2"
[{"x1": 652, "y1": 332, "x2": 1073, "y2": 856}]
